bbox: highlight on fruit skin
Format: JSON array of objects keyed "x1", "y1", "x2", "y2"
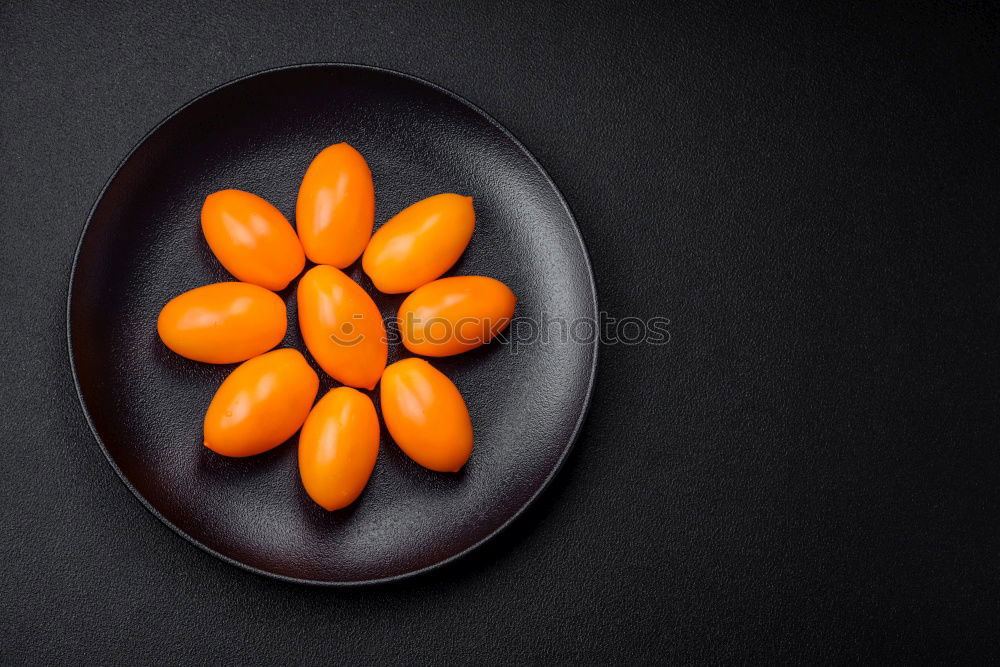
[
  {"x1": 203, "y1": 348, "x2": 319, "y2": 457},
  {"x1": 297, "y1": 264, "x2": 388, "y2": 390},
  {"x1": 156, "y1": 281, "x2": 287, "y2": 364},
  {"x1": 380, "y1": 358, "x2": 473, "y2": 472},
  {"x1": 398, "y1": 276, "x2": 516, "y2": 357},
  {"x1": 201, "y1": 189, "x2": 305, "y2": 291},
  {"x1": 362, "y1": 193, "x2": 475, "y2": 294},
  {"x1": 298, "y1": 387, "x2": 380, "y2": 511},
  {"x1": 296, "y1": 143, "x2": 375, "y2": 268}
]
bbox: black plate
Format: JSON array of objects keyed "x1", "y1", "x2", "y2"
[{"x1": 68, "y1": 64, "x2": 597, "y2": 585}]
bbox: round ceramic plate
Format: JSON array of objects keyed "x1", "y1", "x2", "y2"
[{"x1": 68, "y1": 64, "x2": 597, "y2": 585}]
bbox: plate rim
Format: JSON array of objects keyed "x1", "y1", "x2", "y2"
[{"x1": 66, "y1": 62, "x2": 599, "y2": 586}]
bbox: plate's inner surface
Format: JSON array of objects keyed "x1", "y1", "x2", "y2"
[{"x1": 70, "y1": 66, "x2": 596, "y2": 583}]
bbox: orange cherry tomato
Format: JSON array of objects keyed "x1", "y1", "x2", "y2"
[
  {"x1": 203, "y1": 348, "x2": 319, "y2": 457},
  {"x1": 201, "y1": 189, "x2": 305, "y2": 291},
  {"x1": 380, "y1": 358, "x2": 473, "y2": 472},
  {"x1": 157, "y1": 282, "x2": 287, "y2": 364},
  {"x1": 362, "y1": 193, "x2": 475, "y2": 294},
  {"x1": 298, "y1": 387, "x2": 380, "y2": 511},
  {"x1": 398, "y1": 276, "x2": 516, "y2": 357},
  {"x1": 297, "y1": 265, "x2": 387, "y2": 390},
  {"x1": 296, "y1": 143, "x2": 375, "y2": 268}
]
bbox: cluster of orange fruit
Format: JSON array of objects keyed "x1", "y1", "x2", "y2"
[{"x1": 156, "y1": 143, "x2": 516, "y2": 511}]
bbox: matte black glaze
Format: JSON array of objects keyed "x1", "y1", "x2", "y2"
[{"x1": 68, "y1": 65, "x2": 597, "y2": 585}]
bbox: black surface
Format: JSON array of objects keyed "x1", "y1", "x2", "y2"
[
  {"x1": 2, "y1": 0, "x2": 998, "y2": 662},
  {"x1": 69, "y1": 64, "x2": 597, "y2": 584}
]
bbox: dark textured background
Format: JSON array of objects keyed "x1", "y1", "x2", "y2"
[{"x1": 1, "y1": 0, "x2": 997, "y2": 663}]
